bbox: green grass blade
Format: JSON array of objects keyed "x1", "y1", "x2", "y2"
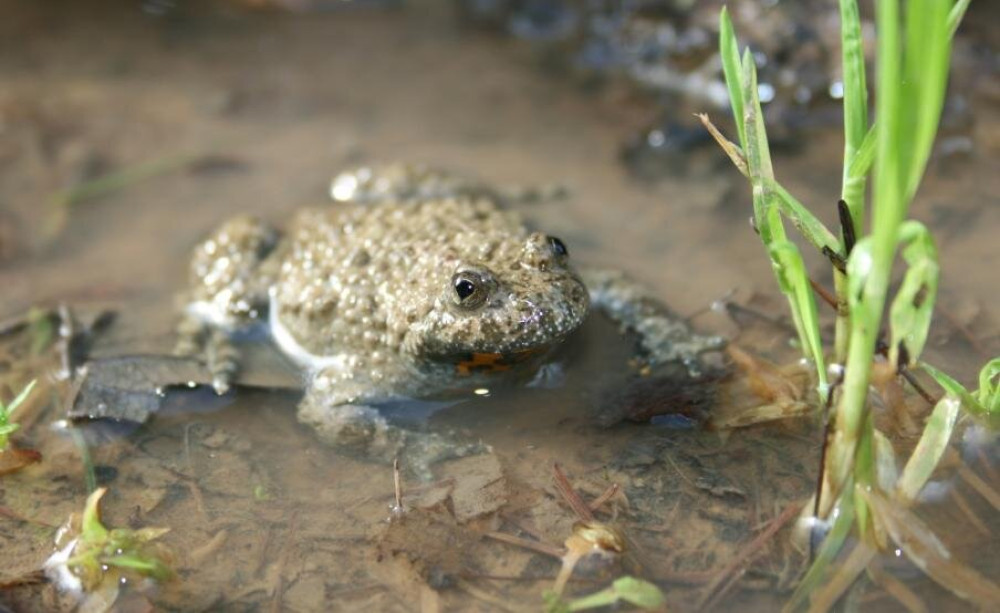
[
  {"x1": 3, "y1": 379, "x2": 37, "y2": 414},
  {"x1": 105, "y1": 554, "x2": 174, "y2": 581},
  {"x1": 838, "y1": 0, "x2": 869, "y2": 232},
  {"x1": 948, "y1": 0, "x2": 971, "y2": 37},
  {"x1": 872, "y1": 0, "x2": 903, "y2": 240},
  {"x1": 845, "y1": 124, "x2": 877, "y2": 186},
  {"x1": 769, "y1": 241, "x2": 828, "y2": 395},
  {"x1": 768, "y1": 180, "x2": 840, "y2": 253},
  {"x1": 920, "y1": 362, "x2": 988, "y2": 419},
  {"x1": 719, "y1": 7, "x2": 747, "y2": 150},
  {"x1": 897, "y1": 395, "x2": 959, "y2": 504},
  {"x1": 783, "y1": 489, "x2": 856, "y2": 612},
  {"x1": 902, "y1": 0, "x2": 952, "y2": 202},
  {"x1": 741, "y1": 50, "x2": 785, "y2": 246}
]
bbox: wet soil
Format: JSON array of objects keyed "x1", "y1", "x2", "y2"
[{"x1": 1, "y1": 1, "x2": 998, "y2": 611}]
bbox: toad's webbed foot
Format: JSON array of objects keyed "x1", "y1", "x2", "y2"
[
  {"x1": 582, "y1": 268, "x2": 726, "y2": 376},
  {"x1": 173, "y1": 318, "x2": 240, "y2": 394},
  {"x1": 297, "y1": 383, "x2": 489, "y2": 481},
  {"x1": 175, "y1": 215, "x2": 279, "y2": 394}
]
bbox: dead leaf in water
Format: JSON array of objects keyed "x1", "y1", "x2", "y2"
[
  {"x1": 0, "y1": 446, "x2": 42, "y2": 475},
  {"x1": 710, "y1": 345, "x2": 811, "y2": 429}
]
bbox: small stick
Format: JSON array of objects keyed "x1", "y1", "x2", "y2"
[
  {"x1": 552, "y1": 463, "x2": 594, "y2": 522},
  {"x1": 391, "y1": 458, "x2": 405, "y2": 518},
  {"x1": 484, "y1": 531, "x2": 564, "y2": 559},
  {"x1": 958, "y1": 465, "x2": 1000, "y2": 511},
  {"x1": 813, "y1": 375, "x2": 843, "y2": 536},
  {"x1": 588, "y1": 483, "x2": 619, "y2": 512},
  {"x1": 182, "y1": 422, "x2": 211, "y2": 521},
  {"x1": 975, "y1": 449, "x2": 1000, "y2": 484},
  {"x1": 898, "y1": 368, "x2": 939, "y2": 406},
  {"x1": 269, "y1": 511, "x2": 299, "y2": 613},
  {"x1": 696, "y1": 500, "x2": 804, "y2": 611},
  {"x1": 664, "y1": 454, "x2": 698, "y2": 490},
  {"x1": 0, "y1": 505, "x2": 58, "y2": 527},
  {"x1": 808, "y1": 278, "x2": 839, "y2": 310},
  {"x1": 719, "y1": 300, "x2": 797, "y2": 335},
  {"x1": 867, "y1": 562, "x2": 927, "y2": 613},
  {"x1": 454, "y1": 578, "x2": 519, "y2": 613},
  {"x1": 949, "y1": 487, "x2": 990, "y2": 535}
]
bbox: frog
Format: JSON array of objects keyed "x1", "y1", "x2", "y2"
[{"x1": 175, "y1": 163, "x2": 725, "y2": 476}]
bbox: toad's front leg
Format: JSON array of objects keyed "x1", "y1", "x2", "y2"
[
  {"x1": 297, "y1": 368, "x2": 488, "y2": 480},
  {"x1": 582, "y1": 268, "x2": 726, "y2": 376}
]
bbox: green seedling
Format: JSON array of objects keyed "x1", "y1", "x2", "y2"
[
  {"x1": 62, "y1": 487, "x2": 174, "y2": 591},
  {"x1": 545, "y1": 576, "x2": 666, "y2": 613},
  {"x1": 0, "y1": 379, "x2": 36, "y2": 451}
]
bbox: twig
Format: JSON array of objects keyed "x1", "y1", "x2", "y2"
[
  {"x1": 898, "y1": 366, "x2": 938, "y2": 407},
  {"x1": 484, "y1": 531, "x2": 564, "y2": 559},
  {"x1": 958, "y1": 465, "x2": 1000, "y2": 511},
  {"x1": 867, "y1": 562, "x2": 927, "y2": 613},
  {"x1": 552, "y1": 463, "x2": 594, "y2": 522},
  {"x1": 696, "y1": 500, "x2": 803, "y2": 611},
  {"x1": 588, "y1": 483, "x2": 619, "y2": 512},
  {"x1": 808, "y1": 278, "x2": 839, "y2": 310},
  {"x1": 949, "y1": 487, "x2": 989, "y2": 535},
  {"x1": 182, "y1": 422, "x2": 211, "y2": 521},
  {"x1": 664, "y1": 454, "x2": 698, "y2": 490},
  {"x1": 269, "y1": 511, "x2": 300, "y2": 613},
  {"x1": 0, "y1": 505, "x2": 58, "y2": 527},
  {"x1": 391, "y1": 458, "x2": 404, "y2": 517},
  {"x1": 454, "y1": 578, "x2": 519, "y2": 613}
]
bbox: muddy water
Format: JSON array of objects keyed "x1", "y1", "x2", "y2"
[{"x1": 1, "y1": 1, "x2": 998, "y2": 611}]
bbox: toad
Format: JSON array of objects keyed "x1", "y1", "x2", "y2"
[{"x1": 176, "y1": 164, "x2": 724, "y2": 474}]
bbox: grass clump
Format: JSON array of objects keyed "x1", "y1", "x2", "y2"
[{"x1": 703, "y1": 0, "x2": 998, "y2": 608}]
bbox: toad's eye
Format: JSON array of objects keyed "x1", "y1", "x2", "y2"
[
  {"x1": 547, "y1": 236, "x2": 568, "y2": 258},
  {"x1": 452, "y1": 271, "x2": 489, "y2": 309}
]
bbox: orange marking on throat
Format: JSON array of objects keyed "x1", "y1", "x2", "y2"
[{"x1": 456, "y1": 352, "x2": 511, "y2": 376}]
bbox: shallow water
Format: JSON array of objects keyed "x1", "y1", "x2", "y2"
[{"x1": 1, "y1": 1, "x2": 998, "y2": 611}]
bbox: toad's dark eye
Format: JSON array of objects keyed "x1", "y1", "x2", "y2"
[
  {"x1": 547, "y1": 236, "x2": 568, "y2": 257},
  {"x1": 455, "y1": 279, "x2": 476, "y2": 299},
  {"x1": 452, "y1": 271, "x2": 489, "y2": 309}
]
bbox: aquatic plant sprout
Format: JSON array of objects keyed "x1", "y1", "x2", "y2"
[
  {"x1": 50, "y1": 487, "x2": 173, "y2": 593},
  {"x1": 705, "y1": 0, "x2": 1000, "y2": 608},
  {"x1": 0, "y1": 379, "x2": 36, "y2": 451},
  {"x1": 545, "y1": 576, "x2": 666, "y2": 612}
]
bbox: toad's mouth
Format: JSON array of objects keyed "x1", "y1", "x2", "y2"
[{"x1": 444, "y1": 348, "x2": 547, "y2": 376}]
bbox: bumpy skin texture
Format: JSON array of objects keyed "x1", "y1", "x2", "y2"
[{"x1": 177, "y1": 163, "x2": 723, "y2": 476}]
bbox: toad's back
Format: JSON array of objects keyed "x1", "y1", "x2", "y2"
[{"x1": 271, "y1": 196, "x2": 533, "y2": 359}]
